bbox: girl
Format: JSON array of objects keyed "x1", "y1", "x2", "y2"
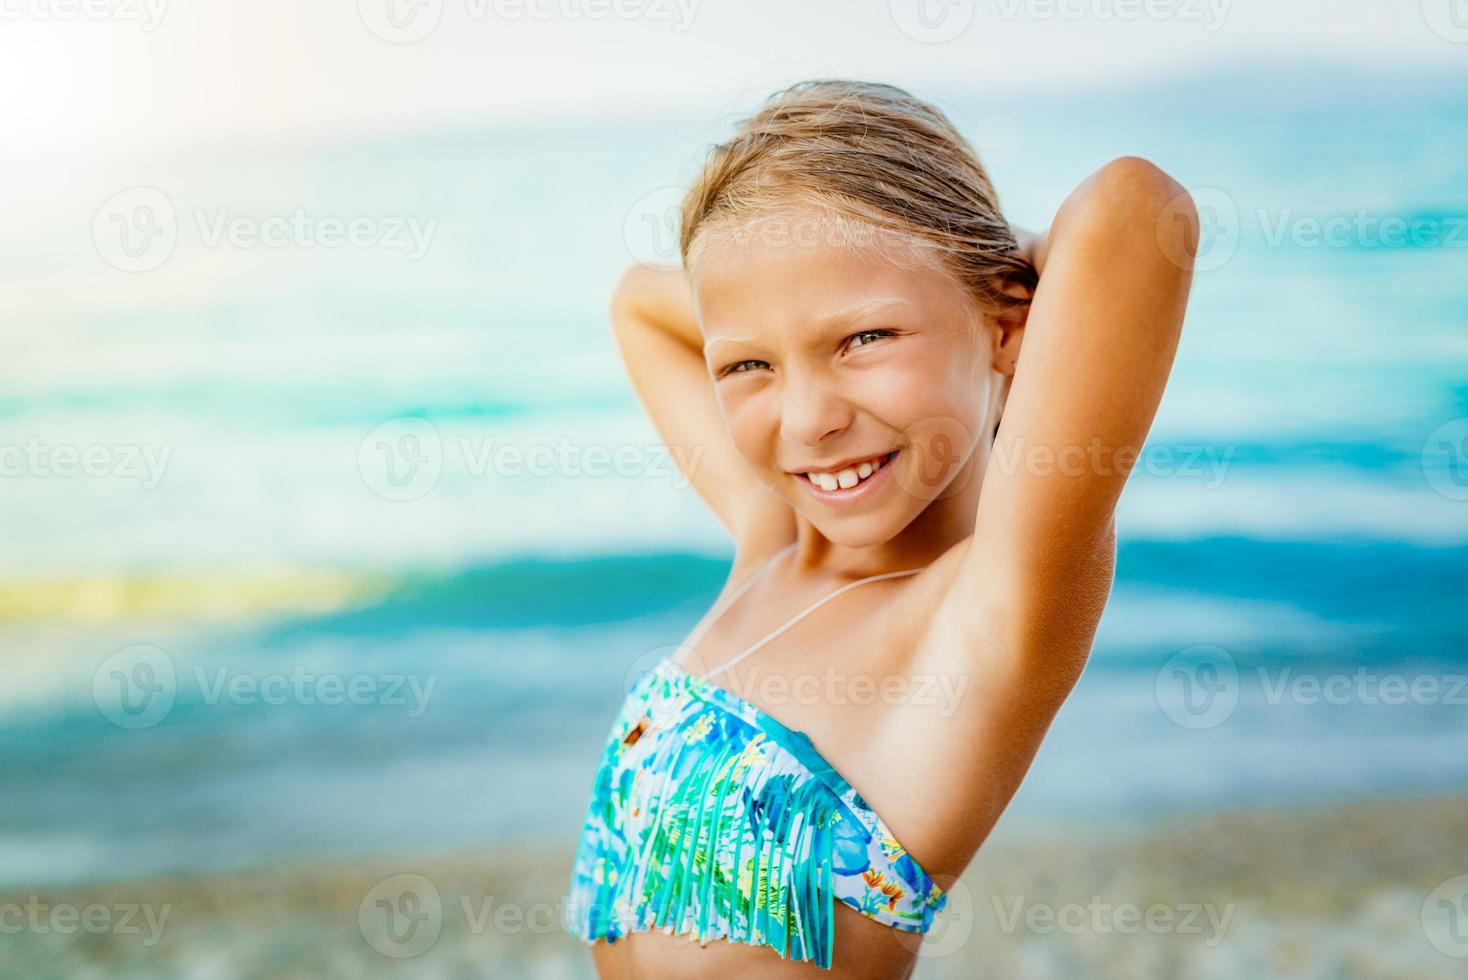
[{"x1": 566, "y1": 79, "x2": 1197, "y2": 978}]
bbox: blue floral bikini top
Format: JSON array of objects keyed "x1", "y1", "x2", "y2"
[{"x1": 565, "y1": 543, "x2": 948, "y2": 970}]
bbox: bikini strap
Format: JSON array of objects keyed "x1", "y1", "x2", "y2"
[
  {"x1": 674, "y1": 542, "x2": 798, "y2": 662},
  {"x1": 701, "y1": 562, "x2": 928, "y2": 682}
]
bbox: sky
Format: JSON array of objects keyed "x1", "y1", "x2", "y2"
[{"x1": 2, "y1": 0, "x2": 1465, "y2": 155}]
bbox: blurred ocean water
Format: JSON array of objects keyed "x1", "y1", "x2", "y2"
[{"x1": 0, "y1": 67, "x2": 1464, "y2": 887}]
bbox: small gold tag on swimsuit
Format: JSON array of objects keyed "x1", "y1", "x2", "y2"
[{"x1": 622, "y1": 716, "x2": 649, "y2": 746}]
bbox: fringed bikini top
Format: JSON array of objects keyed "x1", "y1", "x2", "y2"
[{"x1": 565, "y1": 543, "x2": 948, "y2": 970}]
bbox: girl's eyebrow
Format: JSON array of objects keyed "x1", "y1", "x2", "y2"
[
  {"x1": 815, "y1": 297, "x2": 913, "y2": 328},
  {"x1": 703, "y1": 298, "x2": 914, "y2": 354}
]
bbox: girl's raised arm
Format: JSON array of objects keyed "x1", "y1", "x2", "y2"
[
  {"x1": 608, "y1": 262, "x2": 789, "y2": 547},
  {"x1": 945, "y1": 156, "x2": 1199, "y2": 679}
]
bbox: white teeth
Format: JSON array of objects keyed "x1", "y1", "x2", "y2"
[{"x1": 804, "y1": 452, "x2": 893, "y2": 492}]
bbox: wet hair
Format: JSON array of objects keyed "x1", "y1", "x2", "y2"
[{"x1": 679, "y1": 79, "x2": 1036, "y2": 319}]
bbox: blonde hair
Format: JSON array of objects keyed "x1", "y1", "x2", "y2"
[{"x1": 679, "y1": 79, "x2": 1036, "y2": 318}]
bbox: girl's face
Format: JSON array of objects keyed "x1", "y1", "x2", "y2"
[{"x1": 690, "y1": 207, "x2": 1016, "y2": 548}]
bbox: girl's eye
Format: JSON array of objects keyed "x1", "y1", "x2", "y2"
[
  {"x1": 719, "y1": 331, "x2": 894, "y2": 376},
  {"x1": 722, "y1": 359, "x2": 769, "y2": 376},
  {"x1": 847, "y1": 329, "x2": 895, "y2": 350}
]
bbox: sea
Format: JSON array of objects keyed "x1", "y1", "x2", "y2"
[{"x1": 1, "y1": 64, "x2": 1465, "y2": 888}]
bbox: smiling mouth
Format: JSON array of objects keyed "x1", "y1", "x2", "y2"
[{"x1": 796, "y1": 450, "x2": 898, "y2": 492}]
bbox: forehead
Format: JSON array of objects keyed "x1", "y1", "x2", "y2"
[{"x1": 689, "y1": 207, "x2": 969, "y2": 341}]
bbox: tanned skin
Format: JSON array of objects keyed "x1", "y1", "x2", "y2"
[{"x1": 590, "y1": 157, "x2": 1198, "y2": 979}]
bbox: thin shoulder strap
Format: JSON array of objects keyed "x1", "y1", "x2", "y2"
[
  {"x1": 674, "y1": 542, "x2": 798, "y2": 661},
  {"x1": 703, "y1": 563, "x2": 928, "y2": 681}
]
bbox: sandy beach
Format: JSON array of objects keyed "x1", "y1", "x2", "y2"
[{"x1": 5, "y1": 794, "x2": 1464, "y2": 979}]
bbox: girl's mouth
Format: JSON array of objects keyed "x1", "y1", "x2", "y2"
[{"x1": 796, "y1": 450, "x2": 899, "y2": 504}]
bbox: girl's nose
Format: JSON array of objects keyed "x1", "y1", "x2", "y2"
[{"x1": 777, "y1": 369, "x2": 854, "y2": 448}]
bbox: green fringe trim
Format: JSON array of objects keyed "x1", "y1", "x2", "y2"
[{"x1": 640, "y1": 738, "x2": 840, "y2": 968}]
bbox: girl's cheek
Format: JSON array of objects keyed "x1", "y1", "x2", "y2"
[
  {"x1": 856, "y1": 363, "x2": 917, "y2": 410},
  {"x1": 726, "y1": 402, "x2": 769, "y2": 461}
]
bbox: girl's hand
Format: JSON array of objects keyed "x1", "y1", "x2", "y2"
[{"x1": 1012, "y1": 223, "x2": 1060, "y2": 281}]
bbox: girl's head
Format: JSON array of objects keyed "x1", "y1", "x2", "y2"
[{"x1": 680, "y1": 79, "x2": 1035, "y2": 549}]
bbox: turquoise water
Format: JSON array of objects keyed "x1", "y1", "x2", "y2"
[{"x1": 1, "y1": 67, "x2": 1465, "y2": 886}]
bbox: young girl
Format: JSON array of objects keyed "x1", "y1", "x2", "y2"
[{"x1": 565, "y1": 79, "x2": 1197, "y2": 978}]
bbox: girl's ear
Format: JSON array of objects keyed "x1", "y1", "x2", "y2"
[{"x1": 991, "y1": 279, "x2": 1032, "y2": 377}]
